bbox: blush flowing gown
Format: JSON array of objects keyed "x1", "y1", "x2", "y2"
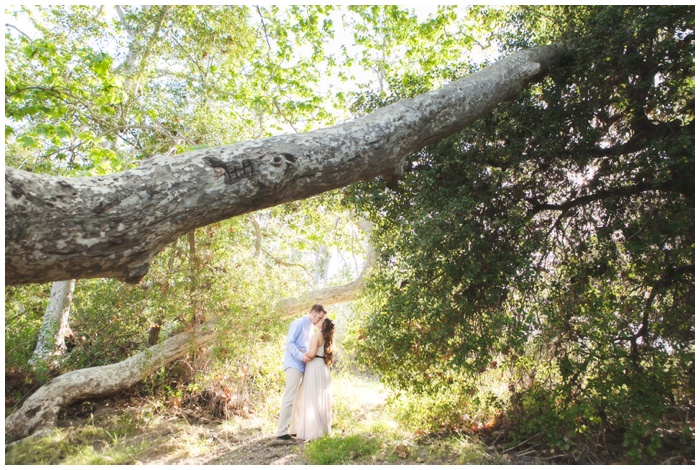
[{"x1": 289, "y1": 342, "x2": 332, "y2": 441}]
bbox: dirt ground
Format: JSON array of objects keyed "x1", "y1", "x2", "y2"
[
  {"x1": 141, "y1": 417, "x2": 309, "y2": 465},
  {"x1": 46, "y1": 403, "x2": 568, "y2": 465},
  {"x1": 11, "y1": 396, "x2": 535, "y2": 465}
]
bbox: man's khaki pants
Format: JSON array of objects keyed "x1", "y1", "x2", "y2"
[{"x1": 276, "y1": 368, "x2": 303, "y2": 437}]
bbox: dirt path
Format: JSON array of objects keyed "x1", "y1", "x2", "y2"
[
  {"x1": 194, "y1": 419, "x2": 307, "y2": 465},
  {"x1": 114, "y1": 414, "x2": 308, "y2": 466},
  {"x1": 207, "y1": 423, "x2": 307, "y2": 466}
]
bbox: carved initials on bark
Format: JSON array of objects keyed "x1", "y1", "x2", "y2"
[{"x1": 204, "y1": 156, "x2": 257, "y2": 184}]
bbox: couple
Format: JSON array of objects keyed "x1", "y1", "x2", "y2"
[{"x1": 276, "y1": 304, "x2": 335, "y2": 442}]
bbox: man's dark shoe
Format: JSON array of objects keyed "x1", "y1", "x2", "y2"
[{"x1": 269, "y1": 434, "x2": 297, "y2": 446}]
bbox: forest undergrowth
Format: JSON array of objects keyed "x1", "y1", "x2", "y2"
[{"x1": 5, "y1": 370, "x2": 692, "y2": 465}]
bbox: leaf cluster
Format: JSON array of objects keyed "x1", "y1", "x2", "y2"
[{"x1": 344, "y1": 5, "x2": 694, "y2": 461}]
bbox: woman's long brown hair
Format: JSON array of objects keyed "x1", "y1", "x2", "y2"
[{"x1": 321, "y1": 318, "x2": 335, "y2": 366}]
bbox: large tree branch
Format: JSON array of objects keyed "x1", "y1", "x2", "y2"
[
  {"x1": 6, "y1": 45, "x2": 566, "y2": 285},
  {"x1": 526, "y1": 180, "x2": 676, "y2": 214},
  {"x1": 5, "y1": 317, "x2": 220, "y2": 442},
  {"x1": 274, "y1": 272, "x2": 371, "y2": 318}
]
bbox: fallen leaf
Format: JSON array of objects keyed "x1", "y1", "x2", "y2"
[{"x1": 394, "y1": 444, "x2": 409, "y2": 459}]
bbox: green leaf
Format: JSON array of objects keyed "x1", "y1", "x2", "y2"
[{"x1": 17, "y1": 134, "x2": 38, "y2": 148}]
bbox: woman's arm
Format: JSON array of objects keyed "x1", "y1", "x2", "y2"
[{"x1": 305, "y1": 333, "x2": 322, "y2": 359}]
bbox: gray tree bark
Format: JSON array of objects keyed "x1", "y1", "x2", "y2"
[
  {"x1": 28, "y1": 280, "x2": 76, "y2": 369},
  {"x1": 5, "y1": 45, "x2": 565, "y2": 286}
]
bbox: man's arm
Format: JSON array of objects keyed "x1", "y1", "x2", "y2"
[
  {"x1": 305, "y1": 333, "x2": 321, "y2": 359},
  {"x1": 285, "y1": 320, "x2": 308, "y2": 362}
]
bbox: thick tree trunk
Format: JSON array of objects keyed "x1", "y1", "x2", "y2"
[
  {"x1": 28, "y1": 280, "x2": 76, "y2": 368},
  {"x1": 5, "y1": 318, "x2": 219, "y2": 443},
  {"x1": 5, "y1": 45, "x2": 565, "y2": 285}
]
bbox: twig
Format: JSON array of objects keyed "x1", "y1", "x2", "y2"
[
  {"x1": 255, "y1": 6, "x2": 273, "y2": 55},
  {"x1": 214, "y1": 434, "x2": 234, "y2": 451},
  {"x1": 541, "y1": 453, "x2": 570, "y2": 460},
  {"x1": 502, "y1": 432, "x2": 541, "y2": 453},
  {"x1": 5, "y1": 23, "x2": 33, "y2": 40}
]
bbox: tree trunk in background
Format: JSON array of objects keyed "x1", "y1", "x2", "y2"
[
  {"x1": 5, "y1": 45, "x2": 566, "y2": 286},
  {"x1": 5, "y1": 318, "x2": 220, "y2": 443},
  {"x1": 313, "y1": 244, "x2": 331, "y2": 287},
  {"x1": 276, "y1": 218, "x2": 376, "y2": 317},
  {"x1": 28, "y1": 280, "x2": 76, "y2": 369}
]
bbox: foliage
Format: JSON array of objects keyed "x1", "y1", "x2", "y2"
[
  {"x1": 5, "y1": 5, "x2": 474, "y2": 172},
  {"x1": 387, "y1": 386, "x2": 471, "y2": 434},
  {"x1": 345, "y1": 5, "x2": 694, "y2": 462},
  {"x1": 338, "y1": 6, "x2": 479, "y2": 94},
  {"x1": 304, "y1": 434, "x2": 381, "y2": 464},
  {"x1": 4, "y1": 5, "x2": 343, "y2": 173},
  {"x1": 4, "y1": 5, "x2": 369, "y2": 406},
  {"x1": 5, "y1": 283, "x2": 52, "y2": 367}
]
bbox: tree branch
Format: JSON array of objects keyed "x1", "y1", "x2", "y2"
[
  {"x1": 248, "y1": 214, "x2": 262, "y2": 258},
  {"x1": 276, "y1": 217, "x2": 375, "y2": 317},
  {"x1": 6, "y1": 45, "x2": 566, "y2": 285},
  {"x1": 527, "y1": 180, "x2": 669, "y2": 214}
]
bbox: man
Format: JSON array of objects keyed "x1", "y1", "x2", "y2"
[{"x1": 275, "y1": 304, "x2": 326, "y2": 440}]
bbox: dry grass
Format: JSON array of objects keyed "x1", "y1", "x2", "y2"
[{"x1": 5, "y1": 372, "x2": 502, "y2": 465}]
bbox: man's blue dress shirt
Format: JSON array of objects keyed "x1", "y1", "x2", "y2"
[{"x1": 283, "y1": 316, "x2": 313, "y2": 373}]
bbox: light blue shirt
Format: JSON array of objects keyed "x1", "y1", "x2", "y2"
[{"x1": 283, "y1": 316, "x2": 313, "y2": 373}]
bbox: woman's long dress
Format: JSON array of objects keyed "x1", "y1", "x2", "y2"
[{"x1": 289, "y1": 342, "x2": 332, "y2": 441}]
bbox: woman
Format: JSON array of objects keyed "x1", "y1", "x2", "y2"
[{"x1": 289, "y1": 318, "x2": 335, "y2": 441}]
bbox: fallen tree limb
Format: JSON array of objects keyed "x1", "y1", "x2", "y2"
[
  {"x1": 5, "y1": 318, "x2": 220, "y2": 443},
  {"x1": 275, "y1": 270, "x2": 371, "y2": 319}
]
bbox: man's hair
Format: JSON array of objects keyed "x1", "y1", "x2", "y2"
[{"x1": 310, "y1": 304, "x2": 326, "y2": 314}]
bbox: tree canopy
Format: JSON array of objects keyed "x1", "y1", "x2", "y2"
[
  {"x1": 4, "y1": 5, "x2": 694, "y2": 462},
  {"x1": 344, "y1": 6, "x2": 693, "y2": 461},
  {"x1": 6, "y1": 5, "x2": 564, "y2": 285}
]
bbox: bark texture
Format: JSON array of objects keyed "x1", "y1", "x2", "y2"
[
  {"x1": 6, "y1": 45, "x2": 565, "y2": 285},
  {"x1": 5, "y1": 318, "x2": 219, "y2": 442},
  {"x1": 29, "y1": 279, "x2": 76, "y2": 368}
]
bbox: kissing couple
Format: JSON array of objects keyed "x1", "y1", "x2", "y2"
[{"x1": 275, "y1": 304, "x2": 335, "y2": 442}]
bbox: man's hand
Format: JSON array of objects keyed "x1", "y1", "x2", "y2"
[{"x1": 302, "y1": 355, "x2": 311, "y2": 363}]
